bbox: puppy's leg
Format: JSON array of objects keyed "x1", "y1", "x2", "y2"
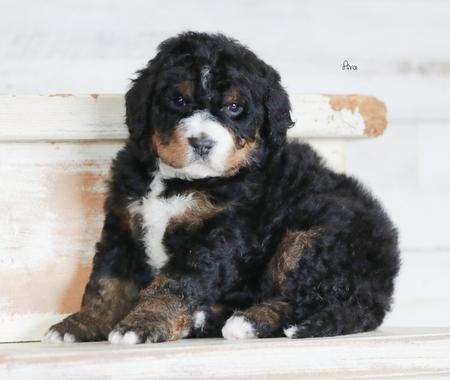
[
  {"x1": 222, "y1": 300, "x2": 293, "y2": 339},
  {"x1": 44, "y1": 276, "x2": 139, "y2": 343},
  {"x1": 44, "y1": 206, "x2": 149, "y2": 343},
  {"x1": 282, "y1": 303, "x2": 383, "y2": 339},
  {"x1": 109, "y1": 274, "x2": 192, "y2": 344},
  {"x1": 109, "y1": 219, "x2": 258, "y2": 344},
  {"x1": 262, "y1": 220, "x2": 396, "y2": 339},
  {"x1": 109, "y1": 283, "x2": 233, "y2": 343},
  {"x1": 222, "y1": 228, "x2": 320, "y2": 340}
]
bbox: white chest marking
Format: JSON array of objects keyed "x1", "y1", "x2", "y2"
[{"x1": 128, "y1": 173, "x2": 193, "y2": 270}]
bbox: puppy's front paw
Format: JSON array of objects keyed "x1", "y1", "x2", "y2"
[
  {"x1": 43, "y1": 329, "x2": 76, "y2": 343},
  {"x1": 108, "y1": 324, "x2": 166, "y2": 344},
  {"x1": 109, "y1": 313, "x2": 190, "y2": 344},
  {"x1": 43, "y1": 312, "x2": 109, "y2": 343},
  {"x1": 222, "y1": 314, "x2": 256, "y2": 340}
]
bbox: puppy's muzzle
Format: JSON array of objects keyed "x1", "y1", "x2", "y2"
[{"x1": 188, "y1": 136, "x2": 216, "y2": 157}]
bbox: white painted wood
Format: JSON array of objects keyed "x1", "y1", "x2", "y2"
[
  {"x1": 0, "y1": 94, "x2": 386, "y2": 141},
  {"x1": 345, "y1": 120, "x2": 450, "y2": 328},
  {"x1": 308, "y1": 139, "x2": 346, "y2": 172},
  {"x1": 1, "y1": 329, "x2": 450, "y2": 379},
  {"x1": 0, "y1": 142, "x2": 120, "y2": 342},
  {"x1": 0, "y1": 95, "x2": 126, "y2": 141}
]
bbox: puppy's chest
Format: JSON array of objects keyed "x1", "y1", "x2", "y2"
[{"x1": 128, "y1": 174, "x2": 221, "y2": 270}]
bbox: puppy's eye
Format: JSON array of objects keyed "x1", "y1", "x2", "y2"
[
  {"x1": 224, "y1": 103, "x2": 243, "y2": 116},
  {"x1": 172, "y1": 95, "x2": 187, "y2": 107}
]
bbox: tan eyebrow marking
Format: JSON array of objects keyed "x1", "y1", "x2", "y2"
[
  {"x1": 175, "y1": 81, "x2": 194, "y2": 98},
  {"x1": 223, "y1": 87, "x2": 240, "y2": 104}
]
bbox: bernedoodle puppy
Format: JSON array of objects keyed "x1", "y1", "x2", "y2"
[{"x1": 44, "y1": 32, "x2": 399, "y2": 344}]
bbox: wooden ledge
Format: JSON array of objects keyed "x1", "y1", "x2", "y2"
[
  {"x1": 0, "y1": 94, "x2": 387, "y2": 141},
  {"x1": 1, "y1": 328, "x2": 449, "y2": 379}
]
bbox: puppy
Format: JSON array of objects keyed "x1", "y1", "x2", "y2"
[{"x1": 44, "y1": 32, "x2": 399, "y2": 344}]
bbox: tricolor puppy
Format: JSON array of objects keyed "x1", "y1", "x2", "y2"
[{"x1": 44, "y1": 32, "x2": 399, "y2": 344}]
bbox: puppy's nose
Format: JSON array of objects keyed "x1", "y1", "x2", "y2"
[{"x1": 188, "y1": 136, "x2": 215, "y2": 156}]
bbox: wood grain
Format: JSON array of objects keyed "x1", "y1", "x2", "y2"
[
  {"x1": 0, "y1": 142, "x2": 122, "y2": 341},
  {"x1": 1, "y1": 329, "x2": 449, "y2": 379}
]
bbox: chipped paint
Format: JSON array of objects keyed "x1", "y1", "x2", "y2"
[
  {"x1": 290, "y1": 94, "x2": 365, "y2": 138},
  {"x1": 289, "y1": 94, "x2": 386, "y2": 138},
  {"x1": 329, "y1": 95, "x2": 387, "y2": 137}
]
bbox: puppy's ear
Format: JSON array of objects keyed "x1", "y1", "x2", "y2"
[
  {"x1": 125, "y1": 61, "x2": 157, "y2": 141},
  {"x1": 262, "y1": 70, "x2": 294, "y2": 147}
]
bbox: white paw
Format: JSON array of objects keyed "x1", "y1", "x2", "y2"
[
  {"x1": 283, "y1": 325, "x2": 298, "y2": 338},
  {"x1": 192, "y1": 310, "x2": 206, "y2": 330},
  {"x1": 63, "y1": 333, "x2": 76, "y2": 343},
  {"x1": 43, "y1": 330, "x2": 62, "y2": 343},
  {"x1": 180, "y1": 327, "x2": 191, "y2": 338},
  {"x1": 108, "y1": 330, "x2": 141, "y2": 345},
  {"x1": 222, "y1": 315, "x2": 256, "y2": 340},
  {"x1": 43, "y1": 330, "x2": 77, "y2": 343}
]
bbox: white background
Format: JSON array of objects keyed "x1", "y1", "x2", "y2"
[{"x1": 1, "y1": 0, "x2": 449, "y2": 327}]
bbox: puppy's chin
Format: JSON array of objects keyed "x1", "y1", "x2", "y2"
[{"x1": 158, "y1": 159, "x2": 226, "y2": 180}]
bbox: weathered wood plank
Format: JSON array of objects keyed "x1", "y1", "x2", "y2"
[
  {"x1": 0, "y1": 142, "x2": 120, "y2": 342},
  {"x1": 0, "y1": 94, "x2": 386, "y2": 141},
  {"x1": 1, "y1": 329, "x2": 449, "y2": 379},
  {"x1": 0, "y1": 95, "x2": 126, "y2": 141}
]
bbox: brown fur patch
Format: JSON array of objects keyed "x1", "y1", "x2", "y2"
[
  {"x1": 153, "y1": 129, "x2": 189, "y2": 168},
  {"x1": 168, "y1": 191, "x2": 223, "y2": 229},
  {"x1": 224, "y1": 134, "x2": 259, "y2": 176},
  {"x1": 175, "y1": 80, "x2": 194, "y2": 98},
  {"x1": 210, "y1": 303, "x2": 223, "y2": 313},
  {"x1": 81, "y1": 277, "x2": 139, "y2": 325},
  {"x1": 144, "y1": 273, "x2": 171, "y2": 295},
  {"x1": 270, "y1": 228, "x2": 322, "y2": 290},
  {"x1": 329, "y1": 95, "x2": 387, "y2": 137},
  {"x1": 108, "y1": 205, "x2": 142, "y2": 238},
  {"x1": 223, "y1": 87, "x2": 240, "y2": 104},
  {"x1": 243, "y1": 301, "x2": 290, "y2": 326}
]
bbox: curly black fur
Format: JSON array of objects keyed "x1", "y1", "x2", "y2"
[{"x1": 47, "y1": 32, "x2": 399, "y2": 343}]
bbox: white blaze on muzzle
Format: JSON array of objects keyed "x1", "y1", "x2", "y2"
[{"x1": 160, "y1": 110, "x2": 235, "y2": 180}]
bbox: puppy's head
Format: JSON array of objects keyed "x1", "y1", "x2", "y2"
[{"x1": 126, "y1": 32, "x2": 293, "y2": 180}]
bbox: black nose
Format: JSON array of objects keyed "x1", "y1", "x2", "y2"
[{"x1": 188, "y1": 136, "x2": 215, "y2": 156}]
